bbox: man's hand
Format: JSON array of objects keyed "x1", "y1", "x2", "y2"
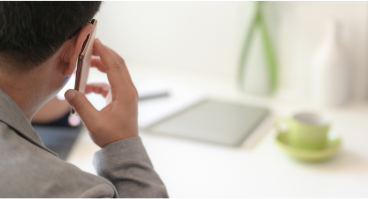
[{"x1": 64, "y1": 39, "x2": 138, "y2": 147}]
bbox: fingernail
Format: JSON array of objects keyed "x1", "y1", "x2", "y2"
[{"x1": 65, "y1": 90, "x2": 76, "y2": 101}]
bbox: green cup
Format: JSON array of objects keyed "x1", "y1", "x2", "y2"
[{"x1": 276, "y1": 113, "x2": 330, "y2": 150}]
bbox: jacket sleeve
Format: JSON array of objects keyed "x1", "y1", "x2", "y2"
[{"x1": 93, "y1": 136, "x2": 168, "y2": 198}]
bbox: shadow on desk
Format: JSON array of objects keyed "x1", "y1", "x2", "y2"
[{"x1": 300, "y1": 150, "x2": 368, "y2": 174}]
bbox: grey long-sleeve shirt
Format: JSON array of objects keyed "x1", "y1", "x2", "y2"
[{"x1": 0, "y1": 88, "x2": 168, "y2": 197}]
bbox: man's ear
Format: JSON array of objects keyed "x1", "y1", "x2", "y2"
[{"x1": 63, "y1": 23, "x2": 94, "y2": 76}]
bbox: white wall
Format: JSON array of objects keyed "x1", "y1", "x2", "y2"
[
  {"x1": 94, "y1": 2, "x2": 368, "y2": 102},
  {"x1": 94, "y1": 2, "x2": 252, "y2": 75}
]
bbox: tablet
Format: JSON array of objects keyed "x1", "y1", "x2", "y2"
[{"x1": 145, "y1": 100, "x2": 269, "y2": 146}]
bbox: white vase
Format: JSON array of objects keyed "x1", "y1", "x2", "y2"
[{"x1": 313, "y1": 21, "x2": 352, "y2": 106}]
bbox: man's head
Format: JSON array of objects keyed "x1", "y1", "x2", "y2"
[
  {"x1": 0, "y1": 2, "x2": 101, "y2": 119},
  {"x1": 0, "y1": 2, "x2": 101, "y2": 72}
]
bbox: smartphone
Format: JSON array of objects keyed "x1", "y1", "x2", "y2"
[{"x1": 71, "y1": 19, "x2": 98, "y2": 114}]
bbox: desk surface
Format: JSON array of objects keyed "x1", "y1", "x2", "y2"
[{"x1": 67, "y1": 66, "x2": 368, "y2": 197}]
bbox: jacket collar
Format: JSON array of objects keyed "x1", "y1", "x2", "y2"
[{"x1": 0, "y1": 88, "x2": 57, "y2": 156}]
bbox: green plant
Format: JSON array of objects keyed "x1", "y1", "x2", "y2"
[{"x1": 237, "y1": 1, "x2": 278, "y2": 93}]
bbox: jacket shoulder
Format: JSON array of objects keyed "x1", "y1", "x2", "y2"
[{"x1": 0, "y1": 122, "x2": 117, "y2": 198}]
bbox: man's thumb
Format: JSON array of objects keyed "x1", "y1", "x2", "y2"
[{"x1": 65, "y1": 89, "x2": 98, "y2": 124}]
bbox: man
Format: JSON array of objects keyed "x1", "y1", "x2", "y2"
[{"x1": 0, "y1": 2, "x2": 168, "y2": 197}]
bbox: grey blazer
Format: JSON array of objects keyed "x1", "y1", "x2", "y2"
[{"x1": 0, "y1": 89, "x2": 168, "y2": 197}]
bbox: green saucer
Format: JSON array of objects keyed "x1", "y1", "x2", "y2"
[{"x1": 275, "y1": 130, "x2": 341, "y2": 162}]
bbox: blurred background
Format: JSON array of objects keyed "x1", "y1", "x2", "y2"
[
  {"x1": 93, "y1": 1, "x2": 367, "y2": 102},
  {"x1": 51, "y1": 1, "x2": 368, "y2": 197}
]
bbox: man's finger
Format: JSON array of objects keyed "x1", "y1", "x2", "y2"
[
  {"x1": 65, "y1": 89, "x2": 99, "y2": 126},
  {"x1": 91, "y1": 58, "x2": 106, "y2": 73},
  {"x1": 85, "y1": 83, "x2": 110, "y2": 98},
  {"x1": 93, "y1": 39, "x2": 124, "y2": 78},
  {"x1": 105, "y1": 47, "x2": 135, "y2": 87},
  {"x1": 93, "y1": 38, "x2": 126, "y2": 99},
  {"x1": 92, "y1": 48, "x2": 99, "y2": 56}
]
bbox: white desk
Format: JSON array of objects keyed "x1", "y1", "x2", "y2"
[{"x1": 67, "y1": 66, "x2": 368, "y2": 197}]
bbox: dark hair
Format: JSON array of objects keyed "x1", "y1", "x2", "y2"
[{"x1": 0, "y1": 2, "x2": 102, "y2": 72}]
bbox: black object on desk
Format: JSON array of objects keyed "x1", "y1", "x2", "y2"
[{"x1": 33, "y1": 124, "x2": 83, "y2": 160}]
